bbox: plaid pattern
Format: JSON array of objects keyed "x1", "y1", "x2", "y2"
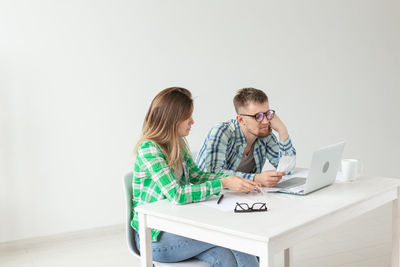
[
  {"x1": 196, "y1": 119, "x2": 296, "y2": 179},
  {"x1": 131, "y1": 140, "x2": 224, "y2": 241}
]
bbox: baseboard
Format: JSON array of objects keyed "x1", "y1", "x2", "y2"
[{"x1": 0, "y1": 224, "x2": 125, "y2": 251}]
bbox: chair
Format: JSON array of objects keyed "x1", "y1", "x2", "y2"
[{"x1": 123, "y1": 172, "x2": 211, "y2": 267}]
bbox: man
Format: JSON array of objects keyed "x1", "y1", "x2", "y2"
[{"x1": 196, "y1": 88, "x2": 296, "y2": 187}]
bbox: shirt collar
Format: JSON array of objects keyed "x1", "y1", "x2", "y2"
[{"x1": 233, "y1": 120, "x2": 247, "y2": 146}]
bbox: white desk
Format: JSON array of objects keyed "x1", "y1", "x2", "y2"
[{"x1": 136, "y1": 176, "x2": 400, "y2": 267}]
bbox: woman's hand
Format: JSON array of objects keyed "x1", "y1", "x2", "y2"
[{"x1": 221, "y1": 176, "x2": 261, "y2": 192}]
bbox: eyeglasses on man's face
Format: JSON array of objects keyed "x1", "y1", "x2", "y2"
[
  {"x1": 240, "y1": 110, "x2": 275, "y2": 123},
  {"x1": 234, "y1": 202, "x2": 268, "y2": 213}
]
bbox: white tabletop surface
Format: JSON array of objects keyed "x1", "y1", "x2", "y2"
[{"x1": 136, "y1": 176, "x2": 400, "y2": 243}]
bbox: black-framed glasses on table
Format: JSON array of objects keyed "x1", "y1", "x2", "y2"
[
  {"x1": 240, "y1": 109, "x2": 275, "y2": 122},
  {"x1": 234, "y1": 202, "x2": 268, "y2": 213}
]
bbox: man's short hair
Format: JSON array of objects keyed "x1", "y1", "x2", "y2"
[{"x1": 233, "y1": 88, "x2": 269, "y2": 113}]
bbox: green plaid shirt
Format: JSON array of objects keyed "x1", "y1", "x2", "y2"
[{"x1": 131, "y1": 140, "x2": 224, "y2": 241}]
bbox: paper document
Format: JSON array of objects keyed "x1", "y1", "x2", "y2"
[
  {"x1": 280, "y1": 169, "x2": 309, "y2": 181},
  {"x1": 259, "y1": 187, "x2": 281, "y2": 193},
  {"x1": 276, "y1": 155, "x2": 296, "y2": 173},
  {"x1": 200, "y1": 193, "x2": 255, "y2": 212}
]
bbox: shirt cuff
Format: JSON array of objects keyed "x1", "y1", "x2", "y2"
[
  {"x1": 244, "y1": 173, "x2": 255, "y2": 180},
  {"x1": 211, "y1": 179, "x2": 223, "y2": 195},
  {"x1": 279, "y1": 136, "x2": 293, "y2": 152}
]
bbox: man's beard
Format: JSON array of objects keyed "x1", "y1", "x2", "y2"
[{"x1": 253, "y1": 125, "x2": 272, "y2": 138}]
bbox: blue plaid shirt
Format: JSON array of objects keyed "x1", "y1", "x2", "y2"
[{"x1": 196, "y1": 119, "x2": 296, "y2": 179}]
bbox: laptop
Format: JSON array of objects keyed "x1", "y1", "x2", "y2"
[{"x1": 274, "y1": 141, "x2": 345, "y2": 195}]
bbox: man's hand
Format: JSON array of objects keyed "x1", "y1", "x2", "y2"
[
  {"x1": 221, "y1": 176, "x2": 261, "y2": 192},
  {"x1": 254, "y1": 170, "x2": 286, "y2": 188},
  {"x1": 269, "y1": 114, "x2": 289, "y2": 141}
]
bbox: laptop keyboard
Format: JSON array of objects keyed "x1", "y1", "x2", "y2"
[{"x1": 275, "y1": 177, "x2": 306, "y2": 189}]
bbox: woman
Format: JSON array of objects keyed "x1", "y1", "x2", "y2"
[{"x1": 131, "y1": 87, "x2": 260, "y2": 267}]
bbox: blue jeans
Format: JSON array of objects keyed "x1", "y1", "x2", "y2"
[{"x1": 135, "y1": 231, "x2": 259, "y2": 267}]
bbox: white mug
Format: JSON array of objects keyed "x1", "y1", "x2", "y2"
[{"x1": 341, "y1": 159, "x2": 361, "y2": 181}]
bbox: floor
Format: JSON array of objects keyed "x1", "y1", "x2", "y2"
[{"x1": 0, "y1": 202, "x2": 392, "y2": 267}]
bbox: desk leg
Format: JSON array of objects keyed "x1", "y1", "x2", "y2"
[
  {"x1": 393, "y1": 188, "x2": 400, "y2": 267},
  {"x1": 138, "y1": 213, "x2": 153, "y2": 267},
  {"x1": 284, "y1": 248, "x2": 292, "y2": 267},
  {"x1": 259, "y1": 256, "x2": 273, "y2": 267},
  {"x1": 259, "y1": 247, "x2": 273, "y2": 267}
]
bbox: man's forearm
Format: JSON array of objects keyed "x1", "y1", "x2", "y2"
[
  {"x1": 277, "y1": 127, "x2": 289, "y2": 142},
  {"x1": 217, "y1": 167, "x2": 255, "y2": 180}
]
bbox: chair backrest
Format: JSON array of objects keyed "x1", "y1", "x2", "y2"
[
  {"x1": 123, "y1": 172, "x2": 140, "y2": 257},
  {"x1": 123, "y1": 171, "x2": 211, "y2": 267},
  {"x1": 191, "y1": 150, "x2": 198, "y2": 161}
]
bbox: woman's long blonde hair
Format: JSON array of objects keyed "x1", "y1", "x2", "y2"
[{"x1": 133, "y1": 87, "x2": 193, "y2": 172}]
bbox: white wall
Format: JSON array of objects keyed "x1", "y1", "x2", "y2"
[{"x1": 1, "y1": 0, "x2": 399, "y2": 243}]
